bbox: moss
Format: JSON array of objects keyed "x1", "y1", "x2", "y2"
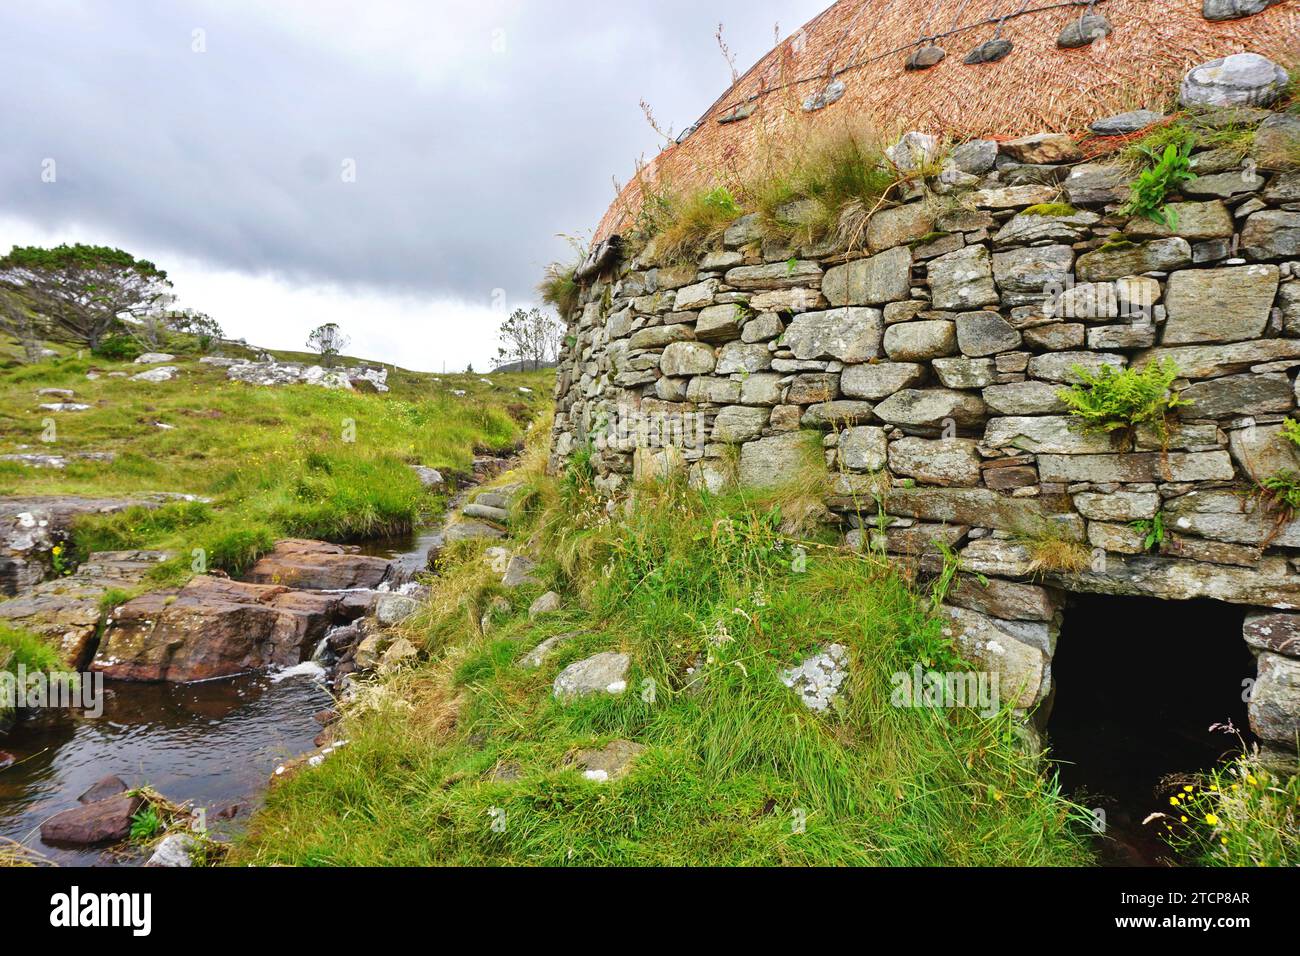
[
  {"x1": 1020, "y1": 203, "x2": 1078, "y2": 218},
  {"x1": 909, "y1": 230, "x2": 952, "y2": 247}
]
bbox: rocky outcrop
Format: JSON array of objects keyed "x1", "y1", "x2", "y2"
[
  {"x1": 224, "y1": 360, "x2": 389, "y2": 392},
  {"x1": 244, "y1": 539, "x2": 393, "y2": 591},
  {"x1": 92, "y1": 576, "x2": 349, "y2": 682}
]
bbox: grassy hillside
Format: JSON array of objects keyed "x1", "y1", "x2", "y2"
[
  {"x1": 0, "y1": 335, "x2": 551, "y2": 582},
  {"x1": 232, "y1": 427, "x2": 1097, "y2": 866}
]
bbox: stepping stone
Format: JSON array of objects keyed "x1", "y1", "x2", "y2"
[
  {"x1": 553, "y1": 652, "x2": 630, "y2": 700},
  {"x1": 443, "y1": 520, "x2": 505, "y2": 543},
  {"x1": 463, "y1": 503, "x2": 509, "y2": 523}
]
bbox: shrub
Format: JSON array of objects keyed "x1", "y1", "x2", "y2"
[
  {"x1": 92, "y1": 333, "x2": 144, "y2": 362},
  {"x1": 1059, "y1": 359, "x2": 1191, "y2": 440},
  {"x1": 539, "y1": 262, "x2": 580, "y2": 318}
]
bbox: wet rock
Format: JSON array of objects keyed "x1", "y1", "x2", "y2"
[
  {"x1": 553, "y1": 652, "x2": 630, "y2": 700},
  {"x1": 781, "y1": 644, "x2": 849, "y2": 711},
  {"x1": 1179, "y1": 53, "x2": 1289, "y2": 109},
  {"x1": 373, "y1": 593, "x2": 420, "y2": 627},
  {"x1": 40, "y1": 794, "x2": 144, "y2": 846},
  {"x1": 93, "y1": 576, "x2": 346, "y2": 683},
  {"x1": 245, "y1": 539, "x2": 391, "y2": 591},
  {"x1": 78, "y1": 775, "x2": 129, "y2": 804}
]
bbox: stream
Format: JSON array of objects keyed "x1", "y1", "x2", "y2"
[{"x1": 0, "y1": 524, "x2": 447, "y2": 866}]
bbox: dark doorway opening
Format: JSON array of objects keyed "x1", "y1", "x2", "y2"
[{"x1": 1047, "y1": 594, "x2": 1256, "y2": 866}]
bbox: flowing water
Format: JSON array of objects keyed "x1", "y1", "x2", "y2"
[{"x1": 0, "y1": 527, "x2": 445, "y2": 867}]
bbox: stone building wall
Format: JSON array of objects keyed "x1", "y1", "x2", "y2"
[{"x1": 549, "y1": 54, "x2": 1300, "y2": 767}]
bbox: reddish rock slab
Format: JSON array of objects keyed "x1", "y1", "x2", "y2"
[
  {"x1": 92, "y1": 576, "x2": 345, "y2": 683},
  {"x1": 40, "y1": 794, "x2": 143, "y2": 846},
  {"x1": 244, "y1": 539, "x2": 392, "y2": 591}
]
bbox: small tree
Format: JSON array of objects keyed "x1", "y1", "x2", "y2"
[
  {"x1": 496, "y1": 307, "x2": 560, "y2": 371},
  {"x1": 165, "y1": 309, "x2": 224, "y2": 353},
  {"x1": 0, "y1": 291, "x2": 48, "y2": 363},
  {"x1": 0, "y1": 244, "x2": 171, "y2": 351},
  {"x1": 306, "y1": 322, "x2": 350, "y2": 367}
]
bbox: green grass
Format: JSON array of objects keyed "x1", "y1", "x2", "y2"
[
  {"x1": 231, "y1": 456, "x2": 1094, "y2": 867},
  {"x1": 0, "y1": 623, "x2": 64, "y2": 722},
  {"x1": 0, "y1": 337, "x2": 551, "y2": 580}
]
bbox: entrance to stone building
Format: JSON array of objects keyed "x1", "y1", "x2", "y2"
[{"x1": 1047, "y1": 595, "x2": 1256, "y2": 867}]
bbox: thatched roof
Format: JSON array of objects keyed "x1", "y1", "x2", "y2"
[{"x1": 594, "y1": 0, "x2": 1297, "y2": 240}]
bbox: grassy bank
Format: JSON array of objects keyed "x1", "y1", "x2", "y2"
[
  {"x1": 233, "y1": 428, "x2": 1096, "y2": 866},
  {"x1": 0, "y1": 337, "x2": 550, "y2": 581}
]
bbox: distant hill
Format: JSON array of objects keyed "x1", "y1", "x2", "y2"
[{"x1": 491, "y1": 359, "x2": 557, "y2": 374}]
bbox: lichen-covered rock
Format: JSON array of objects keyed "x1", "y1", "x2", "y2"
[
  {"x1": 1244, "y1": 612, "x2": 1300, "y2": 658},
  {"x1": 1240, "y1": 210, "x2": 1300, "y2": 260},
  {"x1": 781, "y1": 644, "x2": 849, "y2": 712},
  {"x1": 553, "y1": 652, "x2": 630, "y2": 700},
  {"x1": 883, "y1": 320, "x2": 957, "y2": 361},
  {"x1": 927, "y1": 246, "x2": 999, "y2": 311},
  {"x1": 1065, "y1": 164, "x2": 1130, "y2": 205},
  {"x1": 887, "y1": 437, "x2": 982, "y2": 486},
  {"x1": 782, "y1": 308, "x2": 884, "y2": 362},
  {"x1": 822, "y1": 247, "x2": 912, "y2": 306},
  {"x1": 738, "y1": 432, "x2": 815, "y2": 488},
  {"x1": 1076, "y1": 238, "x2": 1191, "y2": 282},
  {"x1": 1162, "y1": 264, "x2": 1280, "y2": 344},
  {"x1": 712, "y1": 405, "x2": 770, "y2": 443},
  {"x1": 981, "y1": 381, "x2": 1069, "y2": 415},
  {"x1": 1248, "y1": 652, "x2": 1300, "y2": 750},
  {"x1": 840, "y1": 362, "x2": 926, "y2": 399},
  {"x1": 941, "y1": 607, "x2": 1048, "y2": 709},
  {"x1": 838, "y1": 426, "x2": 888, "y2": 472},
  {"x1": 873, "y1": 388, "x2": 986, "y2": 429},
  {"x1": 955, "y1": 311, "x2": 1022, "y2": 357},
  {"x1": 660, "y1": 341, "x2": 716, "y2": 376},
  {"x1": 1179, "y1": 53, "x2": 1289, "y2": 108},
  {"x1": 1178, "y1": 372, "x2": 1293, "y2": 418},
  {"x1": 984, "y1": 416, "x2": 1123, "y2": 455}
]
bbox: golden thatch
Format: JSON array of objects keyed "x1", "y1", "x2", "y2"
[{"x1": 595, "y1": 0, "x2": 1298, "y2": 240}]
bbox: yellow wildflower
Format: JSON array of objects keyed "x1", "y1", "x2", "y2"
[{"x1": 1205, "y1": 814, "x2": 1220, "y2": 826}]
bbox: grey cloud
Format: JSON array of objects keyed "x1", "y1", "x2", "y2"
[{"x1": 0, "y1": 0, "x2": 826, "y2": 308}]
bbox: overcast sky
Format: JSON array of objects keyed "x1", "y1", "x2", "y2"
[{"x1": 0, "y1": 0, "x2": 828, "y2": 371}]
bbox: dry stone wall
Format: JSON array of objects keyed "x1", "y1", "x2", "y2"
[{"x1": 549, "y1": 55, "x2": 1300, "y2": 767}]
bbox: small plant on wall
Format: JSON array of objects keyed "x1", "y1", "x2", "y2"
[{"x1": 1059, "y1": 359, "x2": 1191, "y2": 442}]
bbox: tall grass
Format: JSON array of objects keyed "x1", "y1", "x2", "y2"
[{"x1": 232, "y1": 441, "x2": 1095, "y2": 867}]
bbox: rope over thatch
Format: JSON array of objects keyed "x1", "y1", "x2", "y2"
[{"x1": 593, "y1": 0, "x2": 1298, "y2": 242}]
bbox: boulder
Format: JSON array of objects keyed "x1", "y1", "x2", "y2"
[
  {"x1": 245, "y1": 539, "x2": 391, "y2": 591},
  {"x1": 373, "y1": 593, "x2": 420, "y2": 627},
  {"x1": 93, "y1": 576, "x2": 346, "y2": 682},
  {"x1": 40, "y1": 794, "x2": 144, "y2": 846},
  {"x1": 78, "y1": 774, "x2": 130, "y2": 804},
  {"x1": 553, "y1": 652, "x2": 630, "y2": 700}
]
